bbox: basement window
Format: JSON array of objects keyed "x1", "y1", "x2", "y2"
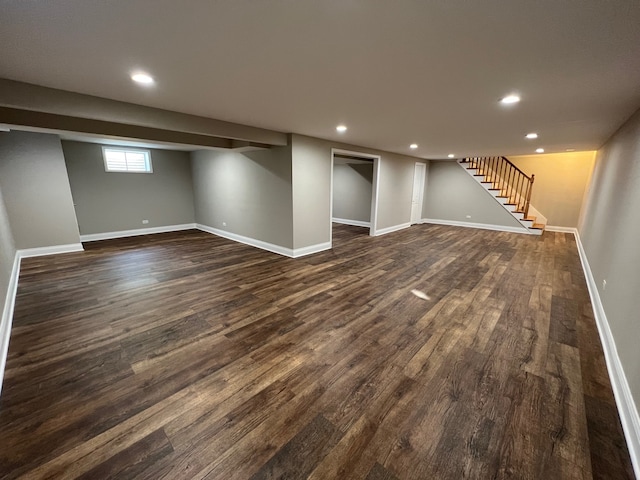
[{"x1": 102, "y1": 147, "x2": 153, "y2": 173}]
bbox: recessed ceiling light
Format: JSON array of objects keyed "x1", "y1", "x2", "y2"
[
  {"x1": 536, "y1": 148, "x2": 545, "y2": 153},
  {"x1": 448, "y1": 154, "x2": 455, "y2": 158},
  {"x1": 525, "y1": 133, "x2": 538, "y2": 139},
  {"x1": 410, "y1": 143, "x2": 418, "y2": 149},
  {"x1": 500, "y1": 94, "x2": 520, "y2": 105},
  {"x1": 336, "y1": 125, "x2": 347, "y2": 133},
  {"x1": 131, "y1": 72, "x2": 154, "y2": 85}
]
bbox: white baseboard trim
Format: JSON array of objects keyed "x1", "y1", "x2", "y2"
[
  {"x1": 0, "y1": 253, "x2": 20, "y2": 396},
  {"x1": 3, "y1": 241, "x2": 92, "y2": 393},
  {"x1": 574, "y1": 232, "x2": 640, "y2": 478},
  {"x1": 80, "y1": 223, "x2": 197, "y2": 242},
  {"x1": 196, "y1": 223, "x2": 295, "y2": 257},
  {"x1": 292, "y1": 242, "x2": 332, "y2": 258},
  {"x1": 332, "y1": 218, "x2": 371, "y2": 228},
  {"x1": 374, "y1": 222, "x2": 411, "y2": 236},
  {"x1": 18, "y1": 243, "x2": 84, "y2": 258},
  {"x1": 545, "y1": 225, "x2": 578, "y2": 234},
  {"x1": 421, "y1": 218, "x2": 528, "y2": 234}
]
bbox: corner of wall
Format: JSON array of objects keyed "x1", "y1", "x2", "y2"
[{"x1": 0, "y1": 252, "x2": 20, "y2": 396}]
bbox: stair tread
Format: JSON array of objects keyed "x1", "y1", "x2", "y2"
[{"x1": 460, "y1": 158, "x2": 539, "y2": 232}]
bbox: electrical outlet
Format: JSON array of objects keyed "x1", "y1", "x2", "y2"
[
  {"x1": 602, "y1": 279, "x2": 607, "y2": 291},
  {"x1": 142, "y1": 219, "x2": 149, "y2": 224},
  {"x1": 222, "y1": 222, "x2": 227, "y2": 227},
  {"x1": 466, "y1": 215, "x2": 472, "y2": 219}
]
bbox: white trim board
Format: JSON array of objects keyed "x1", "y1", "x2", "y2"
[
  {"x1": 574, "y1": 232, "x2": 640, "y2": 477},
  {"x1": 196, "y1": 223, "x2": 294, "y2": 257},
  {"x1": 544, "y1": 225, "x2": 578, "y2": 234},
  {"x1": 332, "y1": 218, "x2": 371, "y2": 228},
  {"x1": 292, "y1": 242, "x2": 331, "y2": 258},
  {"x1": 421, "y1": 218, "x2": 528, "y2": 234},
  {"x1": 197, "y1": 223, "x2": 331, "y2": 259},
  {"x1": 80, "y1": 224, "x2": 197, "y2": 242},
  {"x1": 0, "y1": 252, "x2": 20, "y2": 396},
  {"x1": 374, "y1": 222, "x2": 411, "y2": 236},
  {"x1": 17, "y1": 243, "x2": 84, "y2": 258}
]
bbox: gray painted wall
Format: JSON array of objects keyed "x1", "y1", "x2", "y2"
[
  {"x1": 0, "y1": 182, "x2": 16, "y2": 318},
  {"x1": 424, "y1": 161, "x2": 523, "y2": 228},
  {"x1": 63, "y1": 141, "x2": 195, "y2": 235},
  {"x1": 332, "y1": 163, "x2": 373, "y2": 222},
  {"x1": 291, "y1": 134, "x2": 418, "y2": 249},
  {"x1": 0, "y1": 131, "x2": 80, "y2": 249},
  {"x1": 511, "y1": 151, "x2": 596, "y2": 228},
  {"x1": 376, "y1": 152, "x2": 416, "y2": 230},
  {"x1": 192, "y1": 135, "x2": 419, "y2": 251},
  {"x1": 579, "y1": 107, "x2": 640, "y2": 412},
  {"x1": 191, "y1": 146, "x2": 293, "y2": 249},
  {"x1": 291, "y1": 135, "x2": 333, "y2": 249}
]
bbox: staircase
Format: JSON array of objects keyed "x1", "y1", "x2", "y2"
[{"x1": 459, "y1": 157, "x2": 545, "y2": 235}]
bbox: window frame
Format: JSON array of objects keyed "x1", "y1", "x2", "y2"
[{"x1": 102, "y1": 146, "x2": 153, "y2": 173}]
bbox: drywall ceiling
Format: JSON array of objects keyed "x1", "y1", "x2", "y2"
[{"x1": 1, "y1": 1, "x2": 640, "y2": 158}]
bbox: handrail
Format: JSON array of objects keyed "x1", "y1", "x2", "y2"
[
  {"x1": 499, "y1": 156, "x2": 532, "y2": 182},
  {"x1": 462, "y1": 156, "x2": 535, "y2": 219}
]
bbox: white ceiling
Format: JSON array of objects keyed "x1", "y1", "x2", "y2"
[{"x1": 1, "y1": 1, "x2": 640, "y2": 158}]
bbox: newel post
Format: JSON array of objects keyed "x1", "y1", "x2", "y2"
[{"x1": 524, "y1": 174, "x2": 535, "y2": 218}]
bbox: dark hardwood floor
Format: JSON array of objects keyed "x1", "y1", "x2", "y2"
[{"x1": 0, "y1": 224, "x2": 634, "y2": 479}]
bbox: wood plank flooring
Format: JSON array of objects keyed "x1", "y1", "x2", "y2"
[{"x1": 0, "y1": 224, "x2": 634, "y2": 479}]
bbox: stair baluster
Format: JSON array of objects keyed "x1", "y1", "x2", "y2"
[{"x1": 459, "y1": 156, "x2": 540, "y2": 234}]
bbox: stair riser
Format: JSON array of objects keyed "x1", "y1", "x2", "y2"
[{"x1": 489, "y1": 194, "x2": 518, "y2": 211}]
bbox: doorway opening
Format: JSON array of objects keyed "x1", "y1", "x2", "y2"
[{"x1": 330, "y1": 149, "x2": 380, "y2": 247}]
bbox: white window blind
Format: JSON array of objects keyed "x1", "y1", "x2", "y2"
[{"x1": 103, "y1": 147, "x2": 152, "y2": 173}]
